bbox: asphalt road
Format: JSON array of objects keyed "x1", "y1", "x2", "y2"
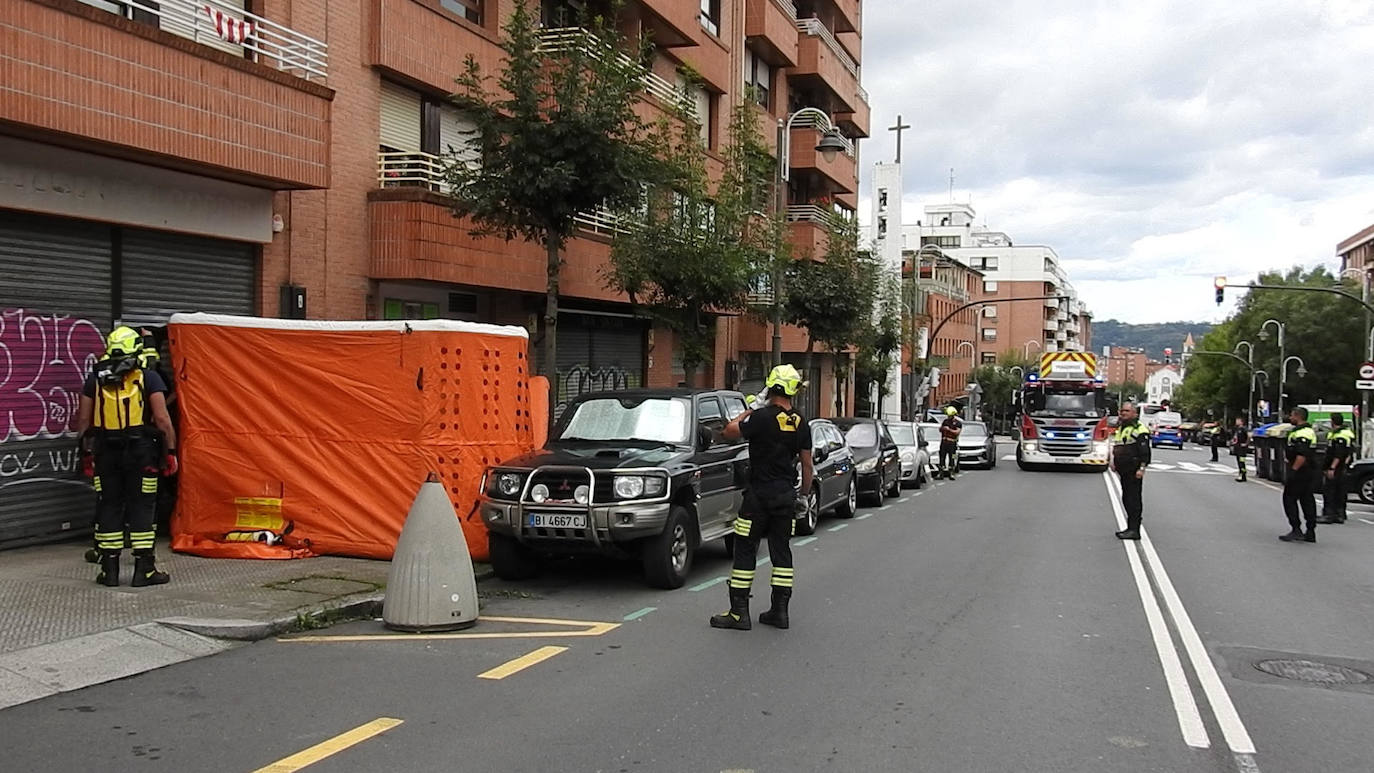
[{"x1": 3, "y1": 440, "x2": 1373, "y2": 773}]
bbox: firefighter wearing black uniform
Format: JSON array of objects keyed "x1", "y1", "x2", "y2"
[
  {"x1": 937, "y1": 406, "x2": 963, "y2": 480},
  {"x1": 1317, "y1": 413, "x2": 1356, "y2": 524},
  {"x1": 1229, "y1": 416, "x2": 1251, "y2": 482},
  {"x1": 1280, "y1": 407, "x2": 1319, "y2": 543},
  {"x1": 1111, "y1": 402, "x2": 1151, "y2": 540},
  {"x1": 711, "y1": 365, "x2": 813, "y2": 631},
  {"x1": 75, "y1": 327, "x2": 179, "y2": 586}
]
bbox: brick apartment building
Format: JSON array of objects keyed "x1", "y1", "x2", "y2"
[
  {"x1": 1103, "y1": 346, "x2": 1148, "y2": 386},
  {"x1": 0, "y1": 0, "x2": 867, "y2": 546},
  {"x1": 903, "y1": 250, "x2": 981, "y2": 408},
  {"x1": 1339, "y1": 222, "x2": 1374, "y2": 274}
]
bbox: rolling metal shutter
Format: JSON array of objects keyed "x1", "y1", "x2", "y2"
[
  {"x1": 0, "y1": 211, "x2": 113, "y2": 547},
  {"x1": 554, "y1": 313, "x2": 647, "y2": 408},
  {"x1": 120, "y1": 229, "x2": 256, "y2": 327},
  {"x1": 379, "y1": 81, "x2": 423, "y2": 152}
]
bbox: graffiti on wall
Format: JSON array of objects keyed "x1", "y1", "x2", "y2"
[
  {"x1": 0, "y1": 307, "x2": 105, "y2": 488},
  {"x1": 560, "y1": 364, "x2": 635, "y2": 402}
]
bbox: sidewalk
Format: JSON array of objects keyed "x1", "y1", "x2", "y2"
[{"x1": 0, "y1": 538, "x2": 490, "y2": 710}]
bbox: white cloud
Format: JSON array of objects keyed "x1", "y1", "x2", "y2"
[{"x1": 857, "y1": 0, "x2": 1374, "y2": 323}]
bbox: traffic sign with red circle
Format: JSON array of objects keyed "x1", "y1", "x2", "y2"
[{"x1": 1360, "y1": 362, "x2": 1374, "y2": 380}]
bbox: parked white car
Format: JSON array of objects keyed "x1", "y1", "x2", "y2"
[{"x1": 885, "y1": 421, "x2": 931, "y2": 489}]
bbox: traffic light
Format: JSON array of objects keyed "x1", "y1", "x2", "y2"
[{"x1": 1214, "y1": 276, "x2": 1227, "y2": 305}]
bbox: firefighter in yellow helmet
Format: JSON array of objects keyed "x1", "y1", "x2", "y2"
[
  {"x1": 936, "y1": 405, "x2": 963, "y2": 479},
  {"x1": 710, "y1": 364, "x2": 813, "y2": 631},
  {"x1": 74, "y1": 326, "x2": 178, "y2": 587}
]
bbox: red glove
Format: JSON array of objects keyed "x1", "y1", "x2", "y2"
[
  {"x1": 81, "y1": 452, "x2": 95, "y2": 479},
  {"x1": 162, "y1": 453, "x2": 179, "y2": 476}
]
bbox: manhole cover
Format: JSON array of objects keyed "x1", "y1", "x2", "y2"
[{"x1": 1254, "y1": 659, "x2": 1371, "y2": 685}]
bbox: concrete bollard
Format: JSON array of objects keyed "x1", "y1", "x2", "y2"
[{"x1": 383, "y1": 473, "x2": 479, "y2": 632}]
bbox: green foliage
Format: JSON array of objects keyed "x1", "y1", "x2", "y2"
[
  {"x1": 854, "y1": 261, "x2": 901, "y2": 404},
  {"x1": 603, "y1": 85, "x2": 776, "y2": 385},
  {"x1": 785, "y1": 217, "x2": 871, "y2": 361},
  {"x1": 971, "y1": 351, "x2": 1040, "y2": 408},
  {"x1": 1175, "y1": 266, "x2": 1364, "y2": 418}
]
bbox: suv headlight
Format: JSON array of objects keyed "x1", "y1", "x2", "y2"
[
  {"x1": 856, "y1": 457, "x2": 878, "y2": 473},
  {"x1": 613, "y1": 474, "x2": 667, "y2": 500},
  {"x1": 487, "y1": 471, "x2": 525, "y2": 499}
]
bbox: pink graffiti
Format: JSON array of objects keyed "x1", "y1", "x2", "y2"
[{"x1": 0, "y1": 308, "x2": 105, "y2": 443}]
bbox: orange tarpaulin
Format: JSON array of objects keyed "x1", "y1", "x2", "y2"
[{"x1": 168, "y1": 314, "x2": 540, "y2": 562}]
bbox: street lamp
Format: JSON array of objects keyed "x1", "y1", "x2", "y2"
[
  {"x1": 770, "y1": 107, "x2": 850, "y2": 367},
  {"x1": 1235, "y1": 340, "x2": 1255, "y2": 425},
  {"x1": 1281, "y1": 355, "x2": 1307, "y2": 415},
  {"x1": 906, "y1": 244, "x2": 947, "y2": 419},
  {"x1": 1024, "y1": 339, "x2": 1042, "y2": 359},
  {"x1": 1258, "y1": 318, "x2": 1287, "y2": 415},
  {"x1": 957, "y1": 340, "x2": 975, "y2": 363}
]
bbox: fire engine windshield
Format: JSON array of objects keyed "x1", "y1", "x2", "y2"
[{"x1": 1026, "y1": 390, "x2": 1103, "y2": 418}]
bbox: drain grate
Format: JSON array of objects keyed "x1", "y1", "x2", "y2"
[{"x1": 1254, "y1": 659, "x2": 1371, "y2": 685}]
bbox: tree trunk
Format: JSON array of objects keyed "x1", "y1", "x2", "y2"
[
  {"x1": 542, "y1": 233, "x2": 561, "y2": 384},
  {"x1": 803, "y1": 336, "x2": 815, "y2": 374}
]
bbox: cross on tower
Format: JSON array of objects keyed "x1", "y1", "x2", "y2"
[{"x1": 888, "y1": 115, "x2": 911, "y2": 163}]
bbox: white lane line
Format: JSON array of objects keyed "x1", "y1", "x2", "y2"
[
  {"x1": 1107, "y1": 473, "x2": 1260, "y2": 763},
  {"x1": 689, "y1": 576, "x2": 728, "y2": 592},
  {"x1": 1001, "y1": 454, "x2": 1017, "y2": 461},
  {"x1": 856, "y1": 513, "x2": 874, "y2": 520},
  {"x1": 794, "y1": 536, "x2": 819, "y2": 546},
  {"x1": 756, "y1": 555, "x2": 771, "y2": 568},
  {"x1": 1209, "y1": 463, "x2": 1236, "y2": 473},
  {"x1": 1178, "y1": 462, "x2": 1207, "y2": 472},
  {"x1": 1101, "y1": 472, "x2": 1210, "y2": 749},
  {"x1": 1359, "y1": 518, "x2": 1374, "y2": 526},
  {"x1": 826, "y1": 523, "x2": 849, "y2": 532},
  {"x1": 878, "y1": 505, "x2": 891, "y2": 511}
]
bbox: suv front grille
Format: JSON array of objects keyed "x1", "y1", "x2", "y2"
[{"x1": 525, "y1": 469, "x2": 593, "y2": 504}]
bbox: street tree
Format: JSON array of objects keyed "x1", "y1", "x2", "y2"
[
  {"x1": 853, "y1": 261, "x2": 902, "y2": 416},
  {"x1": 604, "y1": 83, "x2": 775, "y2": 387},
  {"x1": 784, "y1": 216, "x2": 870, "y2": 380},
  {"x1": 442, "y1": 0, "x2": 660, "y2": 378}
]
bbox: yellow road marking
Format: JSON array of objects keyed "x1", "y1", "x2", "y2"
[
  {"x1": 251, "y1": 717, "x2": 402, "y2": 773},
  {"x1": 281, "y1": 615, "x2": 620, "y2": 643},
  {"x1": 478, "y1": 645, "x2": 568, "y2": 680}
]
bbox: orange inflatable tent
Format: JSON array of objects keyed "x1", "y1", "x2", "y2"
[{"x1": 167, "y1": 314, "x2": 541, "y2": 562}]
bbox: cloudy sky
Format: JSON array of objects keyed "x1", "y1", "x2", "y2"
[{"x1": 856, "y1": 0, "x2": 1374, "y2": 324}]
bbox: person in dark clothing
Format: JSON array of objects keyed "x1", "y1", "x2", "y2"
[
  {"x1": 710, "y1": 364, "x2": 813, "y2": 631},
  {"x1": 1110, "y1": 402, "x2": 1151, "y2": 540},
  {"x1": 936, "y1": 406, "x2": 963, "y2": 479},
  {"x1": 1317, "y1": 413, "x2": 1356, "y2": 524},
  {"x1": 1209, "y1": 422, "x2": 1224, "y2": 462},
  {"x1": 1280, "y1": 407, "x2": 1319, "y2": 543},
  {"x1": 1229, "y1": 416, "x2": 1251, "y2": 482}
]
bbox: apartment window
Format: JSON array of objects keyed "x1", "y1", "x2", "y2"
[
  {"x1": 383, "y1": 299, "x2": 440, "y2": 320},
  {"x1": 744, "y1": 50, "x2": 772, "y2": 110},
  {"x1": 982, "y1": 328, "x2": 997, "y2": 341},
  {"x1": 982, "y1": 306, "x2": 997, "y2": 318},
  {"x1": 877, "y1": 217, "x2": 888, "y2": 237},
  {"x1": 442, "y1": 0, "x2": 483, "y2": 24},
  {"x1": 922, "y1": 236, "x2": 961, "y2": 249},
  {"x1": 983, "y1": 280, "x2": 998, "y2": 293},
  {"x1": 700, "y1": 0, "x2": 721, "y2": 36},
  {"x1": 692, "y1": 86, "x2": 715, "y2": 147},
  {"x1": 969, "y1": 256, "x2": 999, "y2": 271},
  {"x1": 981, "y1": 353, "x2": 997, "y2": 365}
]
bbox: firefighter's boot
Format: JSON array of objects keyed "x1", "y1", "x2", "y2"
[
  {"x1": 96, "y1": 551, "x2": 120, "y2": 587},
  {"x1": 130, "y1": 552, "x2": 169, "y2": 587},
  {"x1": 1279, "y1": 528, "x2": 1304, "y2": 543},
  {"x1": 759, "y1": 587, "x2": 792, "y2": 629},
  {"x1": 709, "y1": 587, "x2": 751, "y2": 630}
]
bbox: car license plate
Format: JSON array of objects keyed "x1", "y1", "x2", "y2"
[{"x1": 528, "y1": 512, "x2": 586, "y2": 529}]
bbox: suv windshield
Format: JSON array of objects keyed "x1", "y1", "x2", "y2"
[
  {"x1": 887, "y1": 425, "x2": 916, "y2": 445},
  {"x1": 555, "y1": 397, "x2": 691, "y2": 444},
  {"x1": 1027, "y1": 390, "x2": 1102, "y2": 418},
  {"x1": 844, "y1": 424, "x2": 877, "y2": 448}
]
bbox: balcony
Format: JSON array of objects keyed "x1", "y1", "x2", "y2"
[
  {"x1": 831, "y1": 0, "x2": 861, "y2": 34},
  {"x1": 637, "y1": 0, "x2": 703, "y2": 47},
  {"x1": 788, "y1": 114, "x2": 857, "y2": 194},
  {"x1": 785, "y1": 205, "x2": 840, "y2": 258},
  {"x1": 1044, "y1": 319, "x2": 1059, "y2": 333},
  {"x1": 794, "y1": 19, "x2": 860, "y2": 113},
  {"x1": 746, "y1": 0, "x2": 800, "y2": 67},
  {"x1": 540, "y1": 28, "x2": 697, "y2": 119},
  {"x1": 7, "y1": 0, "x2": 332, "y2": 189},
  {"x1": 835, "y1": 88, "x2": 871, "y2": 138},
  {"x1": 1044, "y1": 298, "x2": 1062, "y2": 309}
]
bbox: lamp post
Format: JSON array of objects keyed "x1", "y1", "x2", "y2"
[
  {"x1": 1024, "y1": 339, "x2": 1042, "y2": 360},
  {"x1": 770, "y1": 108, "x2": 850, "y2": 368},
  {"x1": 1281, "y1": 356, "x2": 1307, "y2": 415},
  {"x1": 1235, "y1": 340, "x2": 1255, "y2": 426},
  {"x1": 1258, "y1": 319, "x2": 1286, "y2": 416},
  {"x1": 907, "y1": 244, "x2": 947, "y2": 420}
]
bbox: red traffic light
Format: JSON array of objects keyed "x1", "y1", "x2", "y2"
[{"x1": 1214, "y1": 276, "x2": 1227, "y2": 290}]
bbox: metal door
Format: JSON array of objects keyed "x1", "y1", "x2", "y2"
[
  {"x1": 554, "y1": 313, "x2": 646, "y2": 408},
  {"x1": 120, "y1": 229, "x2": 256, "y2": 327}
]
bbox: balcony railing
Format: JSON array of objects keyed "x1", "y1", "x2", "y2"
[
  {"x1": 538, "y1": 28, "x2": 696, "y2": 119},
  {"x1": 788, "y1": 113, "x2": 856, "y2": 157},
  {"x1": 377, "y1": 151, "x2": 627, "y2": 235},
  {"x1": 786, "y1": 204, "x2": 842, "y2": 227},
  {"x1": 797, "y1": 18, "x2": 859, "y2": 80},
  {"x1": 108, "y1": 0, "x2": 328, "y2": 80},
  {"x1": 776, "y1": 0, "x2": 799, "y2": 20}
]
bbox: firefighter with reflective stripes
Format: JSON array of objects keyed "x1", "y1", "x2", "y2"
[
  {"x1": 710, "y1": 365, "x2": 813, "y2": 631},
  {"x1": 1280, "y1": 407, "x2": 1319, "y2": 543},
  {"x1": 1110, "y1": 402, "x2": 1151, "y2": 540},
  {"x1": 74, "y1": 326, "x2": 178, "y2": 587},
  {"x1": 1317, "y1": 413, "x2": 1356, "y2": 525}
]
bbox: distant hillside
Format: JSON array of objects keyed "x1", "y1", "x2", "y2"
[{"x1": 1091, "y1": 320, "x2": 1214, "y2": 360}]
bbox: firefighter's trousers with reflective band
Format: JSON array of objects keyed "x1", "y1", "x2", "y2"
[
  {"x1": 939, "y1": 441, "x2": 958, "y2": 472},
  {"x1": 729, "y1": 484, "x2": 795, "y2": 592},
  {"x1": 93, "y1": 436, "x2": 159, "y2": 555},
  {"x1": 1118, "y1": 464, "x2": 1144, "y2": 531}
]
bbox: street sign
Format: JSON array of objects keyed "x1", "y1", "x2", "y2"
[
  {"x1": 1357, "y1": 379, "x2": 1374, "y2": 391},
  {"x1": 1359, "y1": 362, "x2": 1374, "y2": 380}
]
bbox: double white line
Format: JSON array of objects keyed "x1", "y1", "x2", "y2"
[{"x1": 1102, "y1": 472, "x2": 1260, "y2": 772}]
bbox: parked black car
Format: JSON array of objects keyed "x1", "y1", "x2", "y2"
[
  {"x1": 794, "y1": 418, "x2": 858, "y2": 535},
  {"x1": 1347, "y1": 458, "x2": 1374, "y2": 504},
  {"x1": 478, "y1": 388, "x2": 751, "y2": 589},
  {"x1": 832, "y1": 417, "x2": 901, "y2": 505}
]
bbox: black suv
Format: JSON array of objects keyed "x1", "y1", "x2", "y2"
[{"x1": 478, "y1": 388, "x2": 751, "y2": 588}]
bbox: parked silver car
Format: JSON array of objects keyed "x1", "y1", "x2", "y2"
[
  {"x1": 957, "y1": 420, "x2": 997, "y2": 469},
  {"x1": 885, "y1": 421, "x2": 930, "y2": 489}
]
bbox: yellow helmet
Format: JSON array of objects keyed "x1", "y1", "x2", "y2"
[
  {"x1": 105, "y1": 326, "x2": 143, "y2": 359},
  {"x1": 945, "y1": 406, "x2": 958, "y2": 416},
  {"x1": 765, "y1": 364, "x2": 804, "y2": 396}
]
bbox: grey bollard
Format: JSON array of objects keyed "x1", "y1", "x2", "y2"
[{"x1": 383, "y1": 474, "x2": 479, "y2": 632}]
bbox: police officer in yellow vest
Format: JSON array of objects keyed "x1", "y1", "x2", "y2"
[
  {"x1": 1317, "y1": 412, "x2": 1356, "y2": 525},
  {"x1": 1110, "y1": 402, "x2": 1151, "y2": 540},
  {"x1": 1280, "y1": 407, "x2": 1319, "y2": 543},
  {"x1": 74, "y1": 327, "x2": 178, "y2": 586}
]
